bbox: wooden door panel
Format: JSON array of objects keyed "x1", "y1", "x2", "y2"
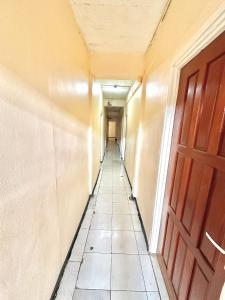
[
  {"x1": 163, "y1": 215, "x2": 174, "y2": 265},
  {"x1": 187, "y1": 263, "x2": 209, "y2": 300},
  {"x1": 208, "y1": 64, "x2": 225, "y2": 154},
  {"x1": 180, "y1": 72, "x2": 199, "y2": 146},
  {"x1": 218, "y1": 117, "x2": 225, "y2": 157},
  {"x1": 189, "y1": 166, "x2": 214, "y2": 244},
  {"x1": 207, "y1": 239, "x2": 225, "y2": 300},
  {"x1": 167, "y1": 225, "x2": 179, "y2": 278},
  {"x1": 178, "y1": 249, "x2": 195, "y2": 300},
  {"x1": 170, "y1": 154, "x2": 185, "y2": 212},
  {"x1": 181, "y1": 160, "x2": 204, "y2": 233},
  {"x1": 175, "y1": 158, "x2": 192, "y2": 218},
  {"x1": 161, "y1": 31, "x2": 225, "y2": 299},
  {"x1": 199, "y1": 170, "x2": 225, "y2": 269},
  {"x1": 195, "y1": 54, "x2": 225, "y2": 151},
  {"x1": 172, "y1": 235, "x2": 187, "y2": 294}
]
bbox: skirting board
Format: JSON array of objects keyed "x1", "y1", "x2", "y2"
[
  {"x1": 50, "y1": 168, "x2": 101, "y2": 300},
  {"x1": 100, "y1": 146, "x2": 107, "y2": 163},
  {"x1": 115, "y1": 142, "x2": 149, "y2": 251},
  {"x1": 116, "y1": 141, "x2": 123, "y2": 160},
  {"x1": 123, "y1": 165, "x2": 149, "y2": 252}
]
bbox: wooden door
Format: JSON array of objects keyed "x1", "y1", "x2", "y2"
[{"x1": 162, "y1": 32, "x2": 225, "y2": 300}]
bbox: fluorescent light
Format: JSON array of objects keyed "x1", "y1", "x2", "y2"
[{"x1": 102, "y1": 86, "x2": 128, "y2": 94}]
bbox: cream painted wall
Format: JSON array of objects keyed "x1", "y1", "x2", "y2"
[
  {"x1": 102, "y1": 108, "x2": 108, "y2": 160},
  {"x1": 131, "y1": 0, "x2": 225, "y2": 249},
  {"x1": 90, "y1": 82, "x2": 103, "y2": 190},
  {"x1": 108, "y1": 121, "x2": 116, "y2": 137},
  {"x1": 0, "y1": 1, "x2": 95, "y2": 299},
  {"x1": 120, "y1": 110, "x2": 127, "y2": 159},
  {"x1": 1, "y1": 1, "x2": 224, "y2": 299},
  {"x1": 135, "y1": 70, "x2": 169, "y2": 242},
  {"x1": 124, "y1": 86, "x2": 142, "y2": 186}
]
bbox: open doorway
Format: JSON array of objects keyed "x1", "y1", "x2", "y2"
[
  {"x1": 106, "y1": 106, "x2": 124, "y2": 148},
  {"x1": 108, "y1": 120, "x2": 117, "y2": 140},
  {"x1": 98, "y1": 79, "x2": 133, "y2": 158}
]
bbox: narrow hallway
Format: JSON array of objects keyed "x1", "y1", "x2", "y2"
[
  {"x1": 56, "y1": 141, "x2": 167, "y2": 300},
  {"x1": 1, "y1": 1, "x2": 225, "y2": 299}
]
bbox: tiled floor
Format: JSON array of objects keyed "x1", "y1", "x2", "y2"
[{"x1": 55, "y1": 142, "x2": 169, "y2": 300}]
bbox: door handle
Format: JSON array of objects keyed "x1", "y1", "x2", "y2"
[{"x1": 206, "y1": 232, "x2": 225, "y2": 255}]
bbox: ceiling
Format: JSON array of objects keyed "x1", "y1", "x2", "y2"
[
  {"x1": 70, "y1": 0, "x2": 168, "y2": 54},
  {"x1": 100, "y1": 79, "x2": 133, "y2": 99}
]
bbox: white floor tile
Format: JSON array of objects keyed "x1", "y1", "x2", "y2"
[
  {"x1": 135, "y1": 232, "x2": 148, "y2": 255},
  {"x1": 99, "y1": 186, "x2": 113, "y2": 194},
  {"x1": 113, "y1": 202, "x2": 130, "y2": 214},
  {"x1": 147, "y1": 292, "x2": 161, "y2": 300},
  {"x1": 132, "y1": 215, "x2": 142, "y2": 231},
  {"x1": 86, "y1": 208, "x2": 94, "y2": 216},
  {"x1": 112, "y1": 215, "x2": 133, "y2": 231},
  {"x1": 56, "y1": 290, "x2": 72, "y2": 300},
  {"x1": 80, "y1": 217, "x2": 91, "y2": 230},
  {"x1": 70, "y1": 229, "x2": 89, "y2": 262},
  {"x1": 129, "y1": 202, "x2": 138, "y2": 215},
  {"x1": 113, "y1": 186, "x2": 126, "y2": 194},
  {"x1": 81, "y1": 213, "x2": 93, "y2": 229},
  {"x1": 126, "y1": 185, "x2": 132, "y2": 191},
  {"x1": 85, "y1": 230, "x2": 111, "y2": 253},
  {"x1": 113, "y1": 194, "x2": 128, "y2": 202},
  {"x1": 102, "y1": 171, "x2": 112, "y2": 176},
  {"x1": 97, "y1": 194, "x2": 112, "y2": 203},
  {"x1": 91, "y1": 214, "x2": 112, "y2": 230},
  {"x1": 76, "y1": 253, "x2": 111, "y2": 290},
  {"x1": 111, "y1": 291, "x2": 148, "y2": 300},
  {"x1": 73, "y1": 289, "x2": 110, "y2": 300},
  {"x1": 95, "y1": 202, "x2": 112, "y2": 214},
  {"x1": 112, "y1": 231, "x2": 138, "y2": 254},
  {"x1": 56, "y1": 262, "x2": 80, "y2": 300},
  {"x1": 112, "y1": 180, "x2": 124, "y2": 187},
  {"x1": 140, "y1": 255, "x2": 158, "y2": 292},
  {"x1": 151, "y1": 255, "x2": 169, "y2": 300},
  {"x1": 100, "y1": 181, "x2": 113, "y2": 187},
  {"x1": 88, "y1": 198, "x2": 96, "y2": 210},
  {"x1": 111, "y1": 254, "x2": 145, "y2": 291},
  {"x1": 57, "y1": 142, "x2": 169, "y2": 300}
]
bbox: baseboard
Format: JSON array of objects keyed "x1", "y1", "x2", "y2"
[
  {"x1": 50, "y1": 169, "x2": 101, "y2": 300},
  {"x1": 117, "y1": 142, "x2": 123, "y2": 160},
  {"x1": 90, "y1": 168, "x2": 101, "y2": 197},
  {"x1": 115, "y1": 141, "x2": 124, "y2": 161},
  {"x1": 100, "y1": 146, "x2": 107, "y2": 163},
  {"x1": 123, "y1": 164, "x2": 132, "y2": 191},
  {"x1": 123, "y1": 165, "x2": 149, "y2": 252},
  {"x1": 134, "y1": 197, "x2": 149, "y2": 252}
]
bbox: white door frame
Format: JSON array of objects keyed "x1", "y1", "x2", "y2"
[{"x1": 150, "y1": 2, "x2": 225, "y2": 253}]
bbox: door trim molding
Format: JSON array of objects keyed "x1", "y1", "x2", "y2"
[{"x1": 150, "y1": 2, "x2": 225, "y2": 253}]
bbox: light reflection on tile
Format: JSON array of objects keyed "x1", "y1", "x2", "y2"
[{"x1": 56, "y1": 142, "x2": 168, "y2": 299}]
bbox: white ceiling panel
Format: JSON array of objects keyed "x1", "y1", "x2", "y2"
[
  {"x1": 100, "y1": 79, "x2": 132, "y2": 99},
  {"x1": 70, "y1": 0, "x2": 168, "y2": 53}
]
